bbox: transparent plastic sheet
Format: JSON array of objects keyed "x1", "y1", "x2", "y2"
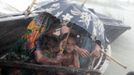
[{"x1": 0, "y1": 17, "x2": 32, "y2": 55}]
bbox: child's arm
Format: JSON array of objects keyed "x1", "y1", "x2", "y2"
[{"x1": 73, "y1": 52, "x2": 80, "y2": 68}]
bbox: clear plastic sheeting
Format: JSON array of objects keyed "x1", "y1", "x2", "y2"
[{"x1": 0, "y1": 0, "x2": 19, "y2": 16}]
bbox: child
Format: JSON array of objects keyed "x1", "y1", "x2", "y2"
[
  {"x1": 58, "y1": 33, "x2": 80, "y2": 68},
  {"x1": 56, "y1": 34, "x2": 80, "y2": 75}
]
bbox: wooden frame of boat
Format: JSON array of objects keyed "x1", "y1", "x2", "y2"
[
  {"x1": 0, "y1": 47, "x2": 111, "y2": 75},
  {"x1": 0, "y1": 45, "x2": 111, "y2": 75},
  {"x1": 0, "y1": 10, "x2": 130, "y2": 75}
]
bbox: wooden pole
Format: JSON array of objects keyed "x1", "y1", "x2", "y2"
[
  {"x1": 24, "y1": 0, "x2": 37, "y2": 16},
  {"x1": 100, "y1": 50, "x2": 127, "y2": 69}
]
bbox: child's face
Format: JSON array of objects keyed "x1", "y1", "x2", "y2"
[{"x1": 66, "y1": 39, "x2": 75, "y2": 53}]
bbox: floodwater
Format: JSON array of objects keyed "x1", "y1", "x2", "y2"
[
  {"x1": 104, "y1": 10, "x2": 134, "y2": 75},
  {"x1": 84, "y1": 1, "x2": 134, "y2": 75}
]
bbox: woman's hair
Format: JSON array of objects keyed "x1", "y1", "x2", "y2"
[{"x1": 47, "y1": 36, "x2": 59, "y2": 48}]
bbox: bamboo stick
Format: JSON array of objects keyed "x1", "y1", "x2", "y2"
[
  {"x1": 101, "y1": 50, "x2": 127, "y2": 69},
  {"x1": 24, "y1": 0, "x2": 37, "y2": 16}
]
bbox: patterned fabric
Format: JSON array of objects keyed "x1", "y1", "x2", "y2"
[
  {"x1": 35, "y1": 0, "x2": 105, "y2": 45},
  {"x1": 10, "y1": 16, "x2": 46, "y2": 61},
  {"x1": 34, "y1": 0, "x2": 106, "y2": 69},
  {"x1": 22, "y1": 20, "x2": 45, "y2": 49}
]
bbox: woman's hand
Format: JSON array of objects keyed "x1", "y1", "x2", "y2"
[
  {"x1": 74, "y1": 45, "x2": 90, "y2": 57},
  {"x1": 90, "y1": 44, "x2": 101, "y2": 58},
  {"x1": 56, "y1": 53, "x2": 63, "y2": 61}
]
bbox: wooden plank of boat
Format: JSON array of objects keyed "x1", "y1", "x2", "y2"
[{"x1": 0, "y1": 59, "x2": 101, "y2": 75}]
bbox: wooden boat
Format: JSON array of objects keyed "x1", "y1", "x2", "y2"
[{"x1": 0, "y1": 9, "x2": 130, "y2": 75}]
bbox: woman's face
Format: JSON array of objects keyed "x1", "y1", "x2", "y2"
[
  {"x1": 48, "y1": 40, "x2": 59, "y2": 52},
  {"x1": 53, "y1": 28, "x2": 61, "y2": 36},
  {"x1": 61, "y1": 25, "x2": 70, "y2": 35},
  {"x1": 48, "y1": 27, "x2": 61, "y2": 36}
]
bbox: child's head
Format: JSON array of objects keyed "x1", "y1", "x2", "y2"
[
  {"x1": 62, "y1": 33, "x2": 76, "y2": 53},
  {"x1": 65, "y1": 36, "x2": 76, "y2": 53}
]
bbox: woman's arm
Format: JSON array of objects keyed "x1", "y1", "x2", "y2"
[
  {"x1": 74, "y1": 43, "x2": 101, "y2": 58},
  {"x1": 34, "y1": 50, "x2": 60, "y2": 64},
  {"x1": 74, "y1": 45, "x2": 90, "y2": 57},
  {"x1": 90, "y1": 43, "x2": 101, "y2": 58}
]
